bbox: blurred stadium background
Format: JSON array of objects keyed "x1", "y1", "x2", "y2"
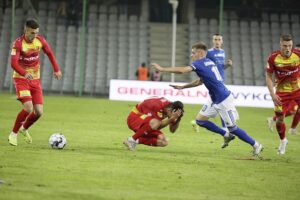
[{"x1": 0, "y1": 0, "x2": 299, "y2": 96}]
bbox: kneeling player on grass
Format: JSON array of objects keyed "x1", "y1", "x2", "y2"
[{"x1": 123, "y1": 97, "x2": 184, "y2": 150}]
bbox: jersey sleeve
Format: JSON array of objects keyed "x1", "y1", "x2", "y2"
[
  {"x1": 10, "y1": 39, "x2": 27, "y2": 76},
  {"x1": 39, "y1": 36, "x2": 60, "y2": 72},
  {"x1": 266, "y1": 53, "x2": 275, "y2": 74},
  {"x1": 206, "y1": 51, "x2": 215, "y2": 63},
  {"x1": 190, "y1": 62, "x2": 197, "y2": 71}
]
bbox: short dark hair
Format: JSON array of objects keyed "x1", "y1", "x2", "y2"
[
  {"x1": 280, "y1": 34, "x2": 292, "y2": 42},
  {"x1": 192, "y1": 42, "x2": 207, "y2": 51},
  {"x1": 213, "y1": 33, "x2": 222, "y2": 37},
  {"x1": 25, "y1": 18, "x2": 39, "y2": 29},
  {"x1": 169, "y1": 101, "x2": 184, "y2": 111}
]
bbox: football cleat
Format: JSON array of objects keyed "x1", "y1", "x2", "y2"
[
  {"x1": 190, "y1": 120, "x2": 200, "y2": 133},
  {"x1": 8, "y1": 133, "x2": 18, "y2": 146},
  {"x1": 267, "y1": 117, "x2": 275, "y2": 132},
  {"x1": 288, "y1": 128, "x2": 297, "y2": 135},
  {"x1": 19, "y1": 128, "x2": 32, "y2": 144},
  {"x1": 252, "y1": 143, "x2": 264, "y2": 156},
  {"x1": 123, "y1": 137, "x2": 137, "y2": 151},
  {"x1": 277, "y1": 138, "x2": 288, "y2": 155},
  {"x1": 221, "y1": 133, "x2": 235, "y2": 148}
]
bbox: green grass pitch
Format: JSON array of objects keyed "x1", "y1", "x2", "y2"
[{"x1": 0, "y1": 93, "x2": 299, "y2": 200}]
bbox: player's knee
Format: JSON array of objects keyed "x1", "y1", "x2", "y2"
[
  {"x1": 23, "y1": 101, "x2": 34, "y2": 113},
  {"x1": 157, "y1": 134, "x2": 168, "y2": 146},
  {"x1": 228, "y1": 125, "x2": 238, "y2": 132},
  {"x1": 161, "y1": 140, "x2": 168, "y2": 147},
  {"x1": 196, "y1": 119, "x2": 208, "y2": 127},
  {"x1": 276, "y1": 116, "x2": 284, "y2": 123},
  {"x1": 196, "y1": 114, "x2": 209, "y2": 121},
  {"x1": 23, "y1": 106, "x2": 33, "y2": 113},
  {"x1": 34, "y1": 108, "x2": 43, "y2": 117},
  {"x1": 157, "y1": 139, "x2": 168, "y2": 147},
  {"x1": 24, "y1": 107, "x2": 33, "y2": 113}
]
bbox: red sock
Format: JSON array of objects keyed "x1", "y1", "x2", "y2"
[
  {"x1": 276, "y1": 122, "x2": 286, "y2": 140},
  {"x1": 12, "y1": 109, "x2": 30, "y2": 133},
  {"x1": 272, "y1": 116, "x2": 276, "y2": 121},
  {"x1": 23, "y1": 112, "x2": 40, "y2": 130},
  {"x1": 132, "y1": 123, "x2": 153, "y2": 140},
  {"x1": 138, "y1": 137, "x2": 158, "y2": 146},
  {"x1": 291, "y1": 112, "x2": 300, "y2": 129}
]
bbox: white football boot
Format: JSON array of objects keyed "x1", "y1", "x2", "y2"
[
  {"x1": 277, "y1": 138, "x2": 288, "y2": 155},
  {"x1": 123, "y1": 137, "x2": 137, "y2": 151},
  {"x1": 252, "y1": 142, "x2": 264, "y2": 156},
  {"x1": 288, "y1": 128, "x2": 297, "y2": 135},
  {"x1": 267, "y1": 117, "x2": 275, "y2": 132}
]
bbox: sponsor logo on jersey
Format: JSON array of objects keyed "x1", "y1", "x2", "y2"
[
  {"x1": 20, "y1": 55, "x2": 39, "y2": 61},
  {"x1": 276, "y1": 68, "x2": 298, "y2": 76}
]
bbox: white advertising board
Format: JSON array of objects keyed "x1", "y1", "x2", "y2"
[{"x1": 109, "y1": 79, "x2": 273, "y2": 108}]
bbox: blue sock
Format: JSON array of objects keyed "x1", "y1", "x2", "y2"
[
  {"x1": 220, "y1": 117, "x2": 226, "y2": 128},
  {"x1": 228, "y1": 126, "x2": 255, "y2": 146},
  {"x1": 196, "y1": 120, "x2": 226, "y2": 136}
]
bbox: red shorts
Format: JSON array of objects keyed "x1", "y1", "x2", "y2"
[
  {"x1": 14, "y1": 78, "x2": 43, "y2": 104},
  {"x1": 275, "y1": 90, "x2": 300, "y2": 115},
  {"x1": 127, "y1": 112, "x2": 162, "y2": 137}
]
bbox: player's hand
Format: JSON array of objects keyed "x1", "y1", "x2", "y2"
[
  {"x1": 271, "y1": 94, "x2": 282, "y2": 106},
  {"x1": 151, "y1": 63, "x2": 163, "y2": 72},
  {"x1": 226, "y1": 59, "x2": 233, "y2": 66},
  {"x1": 172, "y1": 108, "x2": 183, "y2": 119},
  {"x1": 24, "y1": 73, "x2": 33, "y2": 80},
  {"x1": 169, "y1": 84, "x2": 184, "y2": 90},
  {"x1": 54, "y1": 71, "x2": 62, "y2": 80}
]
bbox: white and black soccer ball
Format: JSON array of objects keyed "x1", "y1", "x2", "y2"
[{"x1": 49, "y1": 133, "x2": 67, "y2": 149}]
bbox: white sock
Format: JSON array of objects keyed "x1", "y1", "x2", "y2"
[
  {"x1": 281, "y1": 138, "x2": 288, "y2": 142},
  {"x1": 224, "y1": 132, "x2": 230, "y2": 137},
  {"x1": 10, "y1": 132, "x2": 18, "y2": 136},
  {"x1": 253, "y1": 141, "x2": 259, "y2": 148}
]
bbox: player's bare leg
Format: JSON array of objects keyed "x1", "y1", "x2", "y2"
[{"x1": 20, "y1": 104, "x2": 43, "y2": 144}]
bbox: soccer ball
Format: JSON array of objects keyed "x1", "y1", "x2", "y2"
[{"x1": 49, "y1": 133, "x2": 67, "y2": 149}]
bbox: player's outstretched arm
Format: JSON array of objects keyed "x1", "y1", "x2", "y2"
[
  {"x1": 170, "y1": 79, "x2": 202, "y2": 90},
  {"x1": 151, "y1": 63, "x2": 193, "y2": 74}
]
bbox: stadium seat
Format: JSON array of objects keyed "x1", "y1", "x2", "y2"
[
  {"x1": 38, "y1": 1, "x2": 47, "y2": 10},
  {"x1": 89, "y1": 4, "x2": 98, "y2": 13},
  {"x1": 270, "y1": 13, "x2": 279, "y2": 21},
  {"x1": 290, "y1": 14, "x2": 299, "y2": 22},
  {"x1": 261, "y1": 12, "x2": 269, "y2": 21},
  {"x1": 280, "y1": 13, "x2": 290, "y2": 22}
]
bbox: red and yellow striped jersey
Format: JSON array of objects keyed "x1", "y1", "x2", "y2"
[
  {"x1": 10, "y1": 34, "x2": 59, "y2": 79},
  {"x1": 266, "y1": 49, "x2": 300, "y2": 93}
]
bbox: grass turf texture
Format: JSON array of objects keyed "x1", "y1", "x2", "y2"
[{"x1": 0, "y1": 93, "x2": 299, "y2": 200}]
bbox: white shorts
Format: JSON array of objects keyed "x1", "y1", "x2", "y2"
[{"x1": 199, "y1": 94, "x2": 239, "y2": 127}]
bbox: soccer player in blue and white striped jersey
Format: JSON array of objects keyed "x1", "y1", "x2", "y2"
[{"x1": 152, "y1": 42, "x2": 263, "y2": 156}]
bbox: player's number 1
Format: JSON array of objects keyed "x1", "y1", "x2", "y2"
[{"x1": 211, "y1": 66, "x2": 223, "y2": 81}]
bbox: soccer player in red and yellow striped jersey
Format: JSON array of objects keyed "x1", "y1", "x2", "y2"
[
  {"x1": 8, "y1": 18, "x2": 62, "y2": 146},
  {"x1": 266, "y1": 34, "x2": 300, "y2": 155}
]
